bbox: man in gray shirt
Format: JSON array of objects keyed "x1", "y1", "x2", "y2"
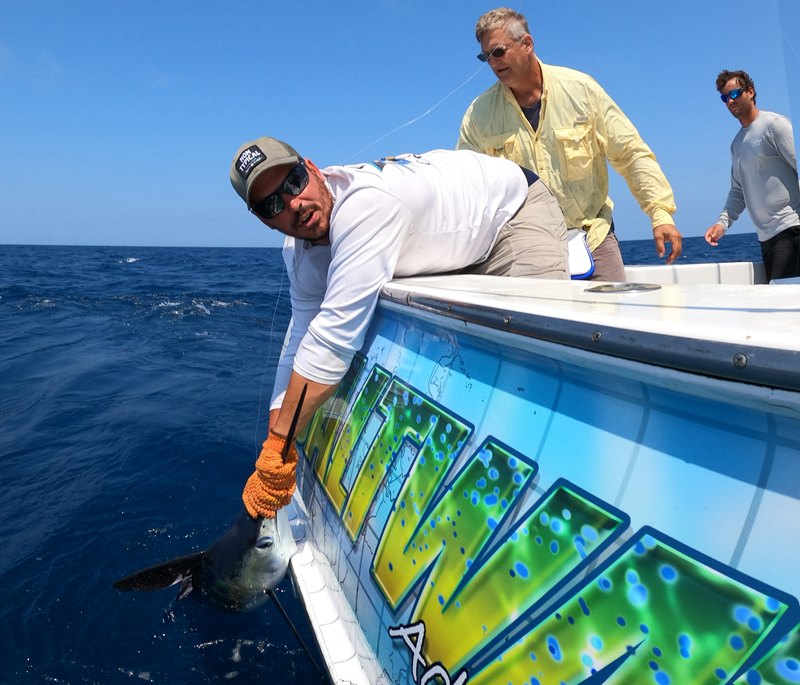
[{"x1": 706, "y1": 69, "x2": 799, "y2": 281}]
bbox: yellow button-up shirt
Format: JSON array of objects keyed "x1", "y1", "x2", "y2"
[{"x1": 457, "y1": 60, "x2": 676, "y2": 251}]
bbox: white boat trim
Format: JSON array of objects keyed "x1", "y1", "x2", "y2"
[
  {"x1": 381, "y1": 274, "x2": 800, "y2": 391},
  {"x1": 288, "y1": 496, "x2": 383, "y2": 685}
]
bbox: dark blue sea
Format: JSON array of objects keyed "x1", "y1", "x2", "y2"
[{"x1": 0, "y1": 234, "x2": 761, "y2": 685}]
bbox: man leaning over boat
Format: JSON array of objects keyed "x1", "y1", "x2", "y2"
[
  {"x1": 229, "y1": 136, "x2": 569, "y2": 518},
  {"x1": 456, "y1": 7, "x2": 682, "y2": 281}
]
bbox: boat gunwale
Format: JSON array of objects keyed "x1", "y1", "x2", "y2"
[{"x1": 379, "y1": 285, "x2": 800, "y2": 394}]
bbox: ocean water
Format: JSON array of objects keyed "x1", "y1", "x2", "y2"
[
  {"x1": 0, "y1": 234, "x2": 761, "y2": 684},
  {"x1": 617, "y1": 231, "x2": 762, "y2": 266}
]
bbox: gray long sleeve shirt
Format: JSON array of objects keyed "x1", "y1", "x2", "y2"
[{"x1": 718, "y1": 110, "x2": 799, "y2": 241}]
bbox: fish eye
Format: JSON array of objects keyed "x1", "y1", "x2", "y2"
[{"x1": 255, "y1": 536, "x2": 274, "y2": 550}]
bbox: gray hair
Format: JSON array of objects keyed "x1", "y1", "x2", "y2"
[{"x1": 475, "y1": 8, "x2": 530, "y2": 42}]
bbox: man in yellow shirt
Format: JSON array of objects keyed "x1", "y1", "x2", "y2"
[{"x1": 457, "y1": 8, "x2": 682, "y2": 281}]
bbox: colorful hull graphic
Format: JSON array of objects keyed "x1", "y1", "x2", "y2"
[{"x1": 295, "y1": 305, "x2": 800, "y2": 685}]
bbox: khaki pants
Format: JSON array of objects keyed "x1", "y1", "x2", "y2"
[
  {"x1": 463, "y1": 179, "x2": 569, "y2": 280},
  {"x1": 589, "y1": 227, "x2": 627, "y2": 282}
]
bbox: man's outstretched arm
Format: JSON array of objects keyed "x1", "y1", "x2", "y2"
[
  {"x1": 596, "y1": 87, "x2": 680, "y2": 263},
  {"x1": 271, "y1": 370, "x2": 339, "y2": 439},
  {"x1": 243, "y1": 370, "x2": 339, "y2": 520}
]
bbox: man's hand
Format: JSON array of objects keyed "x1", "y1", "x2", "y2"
[
  {"x1": 242, "y1": 430, "x2": 298, "y2": 519},
  {"x1": 705, "y1": 223, "x2": 725, "y2": 246},
  {"x1": 244, "y1": 373, "x2": 338, "y2": 518},
  {"x1": 653, "y1": 224, "x2": 682, "y2": 265}
]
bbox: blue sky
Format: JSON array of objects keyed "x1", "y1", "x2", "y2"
[{"x1": 0, "y1": 0, "x2": 795, "y2": 249}]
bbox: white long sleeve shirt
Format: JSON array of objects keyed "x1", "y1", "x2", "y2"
[
  {"x1": 270, "y1": 149, "x2": 528, "y2": 409},
  {"x1": 718, "y1": 110, "x2": 799, "y2": 241}
]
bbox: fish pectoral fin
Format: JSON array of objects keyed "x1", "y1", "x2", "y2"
[
  {"x1": 176, "y1": 575, "x2": 194, "y2": 601},
  {"x1": 112, "y1": 551, "x2": 203, "y2": 593}
]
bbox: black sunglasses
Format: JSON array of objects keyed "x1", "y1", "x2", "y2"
[
  {"x1": 477, "y1": 44, "x2": 509, "y2": 62},
  {"x1": 250, "y1": 161, "x2": 309, "y2": 220}
]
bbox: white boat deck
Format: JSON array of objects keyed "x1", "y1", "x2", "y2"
[{"x1": 385, "y1": 272, "x2": 800, "y2": 352}]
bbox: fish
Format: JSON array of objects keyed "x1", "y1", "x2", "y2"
[
  {"x1": 112, "y1": 504, "x2": 297, "y2": 612},
  {"x1": 113, "y1": 386, "x2": 306, "y2": 612}
]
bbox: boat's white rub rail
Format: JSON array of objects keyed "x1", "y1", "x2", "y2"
[
  {"x1": 380, "y1": 278, "x2": 800, "y2": 393},
  {"x1": 287, "y1": 495, "x2": 388, "y2": 685}
]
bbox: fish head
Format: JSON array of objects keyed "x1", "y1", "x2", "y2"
[
  {"x1": 251, "y1": 505, "x2": 298, "y2": 581},
  {"x1": 194, "y1": 505, "x2": 298, "y2": 612}
]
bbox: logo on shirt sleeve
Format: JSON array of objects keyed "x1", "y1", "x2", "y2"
[{"x1": 236, "y1": 146, "x2": 267, "y2": 180}]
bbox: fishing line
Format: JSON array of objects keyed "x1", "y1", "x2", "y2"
[
  {"x1": 343, "y1": 64, "x2": 486, "y2": 162},
  {"x1": 267, "y1": 589, "x2": 326, "y2": 679},
  {"x1": 253, "y1": 261, "x2": 286, "y2": 456},
  {"x1": 343, "y1": 0, "x2": 526, "y2": 162}
]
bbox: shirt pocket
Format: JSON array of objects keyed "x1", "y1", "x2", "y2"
[
  {"x1": 553, "y1": 125, "x2": 593, "y2": 180},
  {"x1": 480, "y1": 132, "x2": 525, "y2": 166}
]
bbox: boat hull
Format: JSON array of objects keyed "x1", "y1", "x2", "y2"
[{"x1": 290, "y1": 296, "x2": 800, "y2": 685}]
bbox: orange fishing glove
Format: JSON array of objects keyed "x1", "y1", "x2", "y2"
[{"x1": 241, "y1": 430, "x2": 298, "y2": 519}]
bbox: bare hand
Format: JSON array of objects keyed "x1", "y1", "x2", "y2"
[
  {"x1": 653, "y1": 224, "x2": 682, "y2": 265},
  {"x1": 705, "y1": 224, "x2": 725, "y2": 246}
]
